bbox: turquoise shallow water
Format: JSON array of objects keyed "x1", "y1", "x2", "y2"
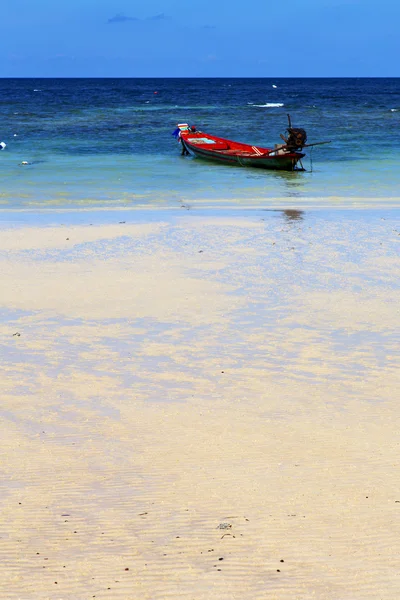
[{"x1": 1, "y1": 78, "x2": 400, "y2": 210}]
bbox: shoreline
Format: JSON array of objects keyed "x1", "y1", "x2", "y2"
[
  {"x1": 2, "y1": 195, "x2": 400, "y2": 214},
  {"x1": 0, "y1": 202, "x2": 399, "y2": 231}
]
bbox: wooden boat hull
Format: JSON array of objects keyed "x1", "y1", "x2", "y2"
[
  {"x1": 178, "y1": 127, "x2": 305, "y2": 171},
  {"x1": 183, "y1": 140, "x2": 302, "y2": 171}
]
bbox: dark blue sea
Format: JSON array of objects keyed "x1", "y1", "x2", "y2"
[{"x1": 0, "y1": 78, "x2": 399, "y2": 210}]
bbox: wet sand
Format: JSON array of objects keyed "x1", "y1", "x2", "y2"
[{"x1": 1, "y1": 208, "x2": 400, "y2": 599}]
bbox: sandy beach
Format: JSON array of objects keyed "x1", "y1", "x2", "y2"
[{"x1": 1, "y1": 207, "x2": 400, "y2": 599}]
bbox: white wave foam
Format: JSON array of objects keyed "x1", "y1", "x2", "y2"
[
  {"x1": 390, "y1": 108, "x2": 399, "y2": 112},
  {"x1": 252, "y1": 103, "x2": 284, "y2": 108}
]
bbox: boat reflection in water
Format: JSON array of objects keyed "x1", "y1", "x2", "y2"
[{"x1": 282, "y1": 209, "x2": 304, "y2": 222}]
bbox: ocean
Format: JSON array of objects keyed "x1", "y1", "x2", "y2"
[{"x1": 0, "y1": 77, "x2": 399, "y2": 211}]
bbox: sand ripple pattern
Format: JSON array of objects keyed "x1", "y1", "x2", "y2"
[{"x1": 1, "y1": 210, "x2": 400, "y2": 599}]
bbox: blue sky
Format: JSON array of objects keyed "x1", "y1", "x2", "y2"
[{"x1": 1, "y1": 0, "x2": 398, "y2": 77}]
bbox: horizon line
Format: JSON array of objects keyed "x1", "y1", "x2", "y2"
[{"x1": 1, "y1": 75, "x2": 400, "y2": 79}]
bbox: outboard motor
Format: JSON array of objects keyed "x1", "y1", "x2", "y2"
[
  {"x1": 286, "y1": 127, "x2": 307, "y2": 151},
  {"x1": 280, "y1": 115, "x2": 307, "y2": 151}
]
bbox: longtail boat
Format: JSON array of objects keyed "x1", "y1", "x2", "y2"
[{"x1": 173, "y1": 116, "x2": 329, "y2": 172}]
